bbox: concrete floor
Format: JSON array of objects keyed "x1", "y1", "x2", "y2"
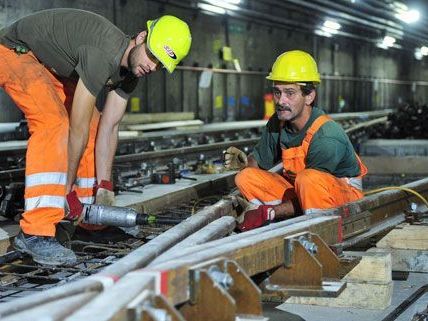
[{"x1": 263, "y1": 272, "x2": 428, "y2": 321}]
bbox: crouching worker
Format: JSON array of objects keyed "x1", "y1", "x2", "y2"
[{"x1": 224, "y1": 50, "x2": 367, "y2": 231}]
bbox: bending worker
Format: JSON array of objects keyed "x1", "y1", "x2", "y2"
[
  {"x1": 0, "y1": 8, "x2": 191, "y2": 265},
  {"x1": 225, "y1": 50, "x2": 367, "y2": 231}
]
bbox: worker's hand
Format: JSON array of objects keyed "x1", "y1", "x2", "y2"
[
  {"x1": 65, "y1": 191, "x2": 84, "y2": 221},
  {"x1": 95, "y1": 180, "x2": 115, "y2": 206},
  {"x1": 237, "y1": 205, "x2": 275, "y2": 231},
  {"x1": 224, "y1": 146, "x2": 248, "y2": 170}
]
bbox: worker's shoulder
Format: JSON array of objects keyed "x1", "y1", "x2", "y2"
[{"x1": 315, "y1": 118, "x2": 347, "y2": 140}]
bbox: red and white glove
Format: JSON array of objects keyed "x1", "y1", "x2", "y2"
[
  {"x1": 65, "y1": 190, "x2": 84, "y2": 221},
  {"x1": 95, "y1": 180, "x2": 115, "y2": 206},
  {"x1": 237, "y1": 205, "x2": 275, "y2": 231}
]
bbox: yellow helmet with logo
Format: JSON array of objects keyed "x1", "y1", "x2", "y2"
[
  {"x1": 147, "y1": 15, "x2": 192, "y2": 73},
  {"x1": 266, "y1": 50, "x2": 321, "y2": 84}
]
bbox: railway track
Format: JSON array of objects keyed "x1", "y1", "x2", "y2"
[{"x1": 2, "y1": 109, "x2": 419, "y2": 320}]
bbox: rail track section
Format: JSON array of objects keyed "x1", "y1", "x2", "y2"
[
  {"x1": 0, "y1": 110, "x2": 390, "y2": 178},
  {"x1": 0, "y1": 171, "x2": 427, "y2": 320}
]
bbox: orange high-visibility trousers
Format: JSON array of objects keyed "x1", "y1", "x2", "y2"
[
  {"x1": 0, "y1": 45, "x2": 99, "y2": 236},
  {"x1": 235, "y1": 167, "x2": 363, "y2": 213}
]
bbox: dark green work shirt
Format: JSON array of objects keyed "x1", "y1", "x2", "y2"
[
  {"x1": 251, "y1": 107, "x2": 361, "y2": 177},
  {"x1": 0, "y1": 8, "x2": 138, "y2": 97}
]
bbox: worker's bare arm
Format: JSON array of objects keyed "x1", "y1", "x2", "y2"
[
  {"x1": 95, "y1": 89, "x2": 128, "y2": 182},
  {"x1": 247, "y1": 155, "x2": 260, "y2": 168},
  {"x1": 66, "y1": 79, "x2": 96, "y2": 193}
]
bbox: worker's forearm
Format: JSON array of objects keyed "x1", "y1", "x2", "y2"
[
  {"x1": 66, "y1": 128, "x2": 89, "y2": 192},
  {"x1": 95, "y1": 124, "x2": 119, "y2": 182},
  {"x1": 247, "y1": 155, "x2": 259, "y2": 168},
  {"x1": 273, "y1": 198, "x2": 302, "y2": 219}
]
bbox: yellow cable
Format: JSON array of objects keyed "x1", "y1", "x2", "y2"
[{"x1": 364, "y1": 186, "x2": 428, "y2": 208}]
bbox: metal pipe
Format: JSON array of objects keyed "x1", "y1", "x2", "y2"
[
  {"x1": 2, "y1": 292, "x2": 97, "y2": 321},
  {"x1": 0, "y1": 199, "x2": 235, "y2": 318},
  {"x1": 149, "y1": 216, "x2": 236, "y2": 266}
]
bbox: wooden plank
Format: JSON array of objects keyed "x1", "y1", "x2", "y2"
[
  {"x1": 376, "y1": 224, "x2": 428, "y2": 250},
  {"x1": 285, "y1": 250, "x2": 392, "y2": 309}
]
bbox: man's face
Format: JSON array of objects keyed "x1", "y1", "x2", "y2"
[
  {"x1": 128, "y1": 43, "x2": 159, "y2": 77},
  {"x1": 272, "y1": 82, "x2": 306, "y2": 121}
]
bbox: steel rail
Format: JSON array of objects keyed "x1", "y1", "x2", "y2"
[
  {"x1": 60, "y1": 178, "x2": 428, "y2": 321},
  {"x1": 1, "y1": 175, "x2": 427, "y2": 319}
]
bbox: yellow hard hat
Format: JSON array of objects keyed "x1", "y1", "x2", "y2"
[
  {"x1": 147, "y1": 15, "x2": 192, "y2": 73},
  {"x1": 266, "y1": 50, "x2": 321, "y2": 84}
]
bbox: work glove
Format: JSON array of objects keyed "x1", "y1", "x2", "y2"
[
  {"x1": 65, "y1": 191, "x2": 84, "y2": 222},
  {"x1": 95, "y1": 180, "x2": 115, "y2": 206},
  {"x1": 237, "y1": 205, "x2": 275, "y2": 232},
  {"x1": 224, "y1": 146, "x2": 248, "y2": 170}
]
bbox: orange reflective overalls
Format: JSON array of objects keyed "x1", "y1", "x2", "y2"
[
  {"x1": 235, "y1": 115, "x2": 367, "y2": 214},
  {"x1": 0, "y1": 45, "x2": 99, "y2": 236}
]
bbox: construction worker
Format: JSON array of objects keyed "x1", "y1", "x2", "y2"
[
  {"x1": 225, "y1": 50, "x2": 367, "y2": 231},
  {"x1": 0, "y1": 8, "x2": 191, "y2": 265}
]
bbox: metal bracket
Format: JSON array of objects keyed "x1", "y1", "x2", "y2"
[
  {"x1": 179, "y1": 258, "x2": 263, "y2": 321},
  {"x1": 127, "y1": 289, "x2": 185, "y2": 321},
  {"x1": 263, "y1": 232, "x2": 346, "y2": 298}
]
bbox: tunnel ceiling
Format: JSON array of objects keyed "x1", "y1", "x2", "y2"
[{"x1": 158, "y1": 0, "x2": 428, "y2": 55}]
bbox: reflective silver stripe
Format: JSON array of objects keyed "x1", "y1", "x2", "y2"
[
  {"x1": 304, "y1": 208, "x2": 335, "y2": 215},
  {"x1": 79, "y1": 196, "x2": 94, "y2": 204},
  {"x1": 344, "y1": 177, "x2": 362, "y2": 190},
  {"x1": 26, "y1": 172, "x2": 67, "y2": 187},
  {"x1": 25, "y1": 196, "x2": 65, "y2": 211},
  {"x1": 249, "y1": 199, "x2": 282, "y2": 206},
  {"x1": 249, "y1": 199, "x2": 263, "y2": 205},
  {"x1": 75, "y1": 177, "x2": 96, "y2": 189}
]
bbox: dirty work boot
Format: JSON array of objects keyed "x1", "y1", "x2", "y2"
[{"x1": 14, "y1": 232, "x2": 77, "y2": 266}]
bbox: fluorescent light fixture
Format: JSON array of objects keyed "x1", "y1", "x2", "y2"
[
  {"x1": 315, "y1": 29, "x2": 332, "y2": 38},
  {"x1": 321, "y1": 25, "x2": 338, "y2": 34},
  {"x1": 224, "y1": 0, "x2": 241, "y2": 3},
  {"x1": 382, "y1": 36, "x2": 396, "y2": 46},
  {"x1": 395, "y1": 8, "x2": 420, "y2": 23},
  {"x1": 323, "y1": 20, "x2": 341, "y2": 30},
  {"x1": 204, "y1": 0, "x2": 239, "y2": 10},
  {"x1": 197, "y1": 3, "x2": 226, "y2": 14},
  {"x1": 415, "y1": 48, "x2": 423, "y2": 60},
  {"x1": 420, "y1": 46, "x2": 428, "y2": 56}
]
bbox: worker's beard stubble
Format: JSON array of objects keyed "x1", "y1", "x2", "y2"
[{"x1": 276, "y1": 103, "x2": 295, "y2": 121}]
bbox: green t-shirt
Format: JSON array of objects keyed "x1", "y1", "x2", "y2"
[
  {"x1": 251, "y1": 107, "x2": 360, "y2": 177},
  {"x1": 0, "y1": 8, "x2": 137, "y2": 97}
]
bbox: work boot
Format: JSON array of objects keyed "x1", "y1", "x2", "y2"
[{"x1": 14, "y1": 232, "x2": 77, "y2": 266}]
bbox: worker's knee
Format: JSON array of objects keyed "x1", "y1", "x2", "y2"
[
  {"x1": 235, "y1": 167, "x2": 259, "y2": 189},
  {"x1": 294, "y1": 168, "x2": 319, "y2": 187}
]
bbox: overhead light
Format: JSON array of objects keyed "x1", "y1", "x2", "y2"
[
  {"x1": 321, "y1": 26, "x2": 338, "y2": 34},
  {"x1": 377, "y1": 36, "x2": 396, "y2": 49},
  {"x1": 198, "y1": 3, "x2": 226, "y2": 14},
  {"x1": 223, "y1": 0, "x2": 241, "y2": 3},
  {"x1": 323, "y1": 20, "x2": 341, "y2": 30},
  {"x1": 382, "y1": 36, "x2": 396, "y2": 46},
  {"x1": 315, "y1": 29, "x2": 332, "y2": 38},
  {"x1": 393, "y1": 2, "x2": 420, "y2": 24},
  {"x1": 415, "y1": 48, "x2": 423, "y2": 60},
  {"x1": 204, "y1": 0, "x2": 240, "y2": 10},
  {"x1": 420, "y1": 46, "x2": 428, "y2": 56}
]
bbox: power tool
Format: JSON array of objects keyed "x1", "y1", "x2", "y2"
[{"x1": 79, "y1": 204, "x2": 181, "y2": 227}]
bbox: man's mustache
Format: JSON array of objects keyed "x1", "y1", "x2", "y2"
[{"x1": 276, "y1": 104, "x2": 291, "y2": 112}]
